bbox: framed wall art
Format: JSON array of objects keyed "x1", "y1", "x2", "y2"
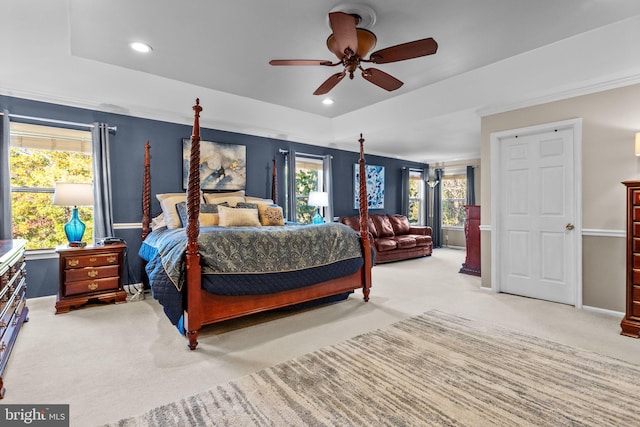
[
  {"x1": 354, "y1": 163, "x2": 385, "y2": 209},
  {"x1": 182, "y1": 139, "x2": 246, "y2": 190}
]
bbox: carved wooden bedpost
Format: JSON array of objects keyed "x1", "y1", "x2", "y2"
[
  {"x1": 358, "y1": 133, "x2": 372, "y2": 301},
  {"x1": 185, "y1": 99, "x2": 203, "y2": 350},
  {"x1": 271, "y1": 156, "x2": 277, "y2": 203},
  {"x1": 141, "y1": 141, "x2": 151, "y2": 241}
]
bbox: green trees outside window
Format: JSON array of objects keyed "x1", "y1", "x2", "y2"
[
  {"x1": 10, "y1": 123, "x2": 93, "y2": 250},
  {"x1": 295, "y1": 167, "x2": 319, "y2": 224},
  {"x1": 441, "y1": 176, "x2": 467, "y2": 227}
]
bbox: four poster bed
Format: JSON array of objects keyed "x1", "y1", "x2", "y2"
[{"x1": 139, "y1": 99, "x2": 373, "y2": 350}]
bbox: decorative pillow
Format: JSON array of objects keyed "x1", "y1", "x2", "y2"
[
  {"x1": 218, "y1": 205, "x2": 261, "y2": 227},
  {"x1": 150, "y1": 213, "x2": 166, "y2": 230},
  {"x1": 156, "y1": 193, "x2": 187, "y2": 229},
  {"x1": 175, "y1": 202, "x2": 228, "y2": 227},
  {"x1": 245, "y1": 196, "x2": 275, "y2": 205},
  {"x1": 236, "y1": 202, "x2": 259, "y2": 209},
  {"x1": 257, "y1": 204, "x2": 284, "y2": 226},
  {"x1": 203, "y1": 192, "x2": 245, "y2": 207}
]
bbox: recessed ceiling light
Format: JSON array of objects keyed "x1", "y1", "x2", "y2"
[
  {"x1": 129, "y1": 42, "x2": 152, "y2": 53},
  {"x1": 322, "y1": 98, "x2": 334, "y2": 105}
]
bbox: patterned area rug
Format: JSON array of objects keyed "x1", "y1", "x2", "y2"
[{"x1": 106, "y1": 311, "x2": 640, "y2": 426}]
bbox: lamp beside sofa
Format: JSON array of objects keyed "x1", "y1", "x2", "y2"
[{"x1": 339, "y1": 213, "x2": 432, "y2": 264}]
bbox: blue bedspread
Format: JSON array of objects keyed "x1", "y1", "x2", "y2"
[{"x1": 139, "y1": 223, "x2": 365, "y2": 328}]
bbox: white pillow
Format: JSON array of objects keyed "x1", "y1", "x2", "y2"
[
  {"x1": 203, "y1": 192, "x2": 245, "y2": 207},
  {"x1": 156, "y1": 193, "x2": 187, "y2": 229},
  {"x1": 150, "y1": 213, "x2": 166, "y2": 230},
  {"x1": 218, "y1": 205, "x2": 261, "y2": 227},
  {"x1": 245, "y1": 196, "x2": 275, "y2": 204}
]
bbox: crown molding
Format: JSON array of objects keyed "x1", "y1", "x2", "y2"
[{"x1": 476, "y1": 72, "x2": 640, "y2": 118}]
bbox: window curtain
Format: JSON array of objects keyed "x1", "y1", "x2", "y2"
[
  {"x1": 432, "y1": 168, "x2": 444, "y2": 248},
  {"x1": 0, "y1": 111, "x2": 11, "y2": 239},
  {"x1": 466, "y1": 165, "x2": 476, "y2": 205},
  {"x1": 400, "y1": 167, "x2": 410, "y2": 217},
  {"x1": 91, "y1": 123, "x2": 114, "y2": 239},
  {"x1": 322, "y1": 154, "x2": 333, "y2": 222}
]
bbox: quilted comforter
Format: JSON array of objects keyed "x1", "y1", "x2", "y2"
[{"x1": 139, "y1": 222, "x2": 365, "y2": 327}]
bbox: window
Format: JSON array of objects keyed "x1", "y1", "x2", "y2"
[
  {"x1": 294, "y1": 157, "x2": 324, "y2": 224},
  {"x1": 10, "y1": 123, "x2": 93, "y2": 250},
  {"x1": 408, "y1": 169, "x2": 425, "y2": 225},
  {"x1": 441, "y1": 174, "x2": 467, "y2": 227}
]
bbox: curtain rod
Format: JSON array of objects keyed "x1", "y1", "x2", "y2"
[{"x1": 6, "y1": 113, "x2": 117, "y2": 132}]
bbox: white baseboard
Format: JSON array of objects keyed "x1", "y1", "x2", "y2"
[{"x1": 582, "y1": 305, "x2": 624, "y2": 318}]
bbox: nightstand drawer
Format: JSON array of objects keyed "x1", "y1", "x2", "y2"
[
  {"x1": 65, "y1": 277, "x2": 120, "y2": 296},
  {"x1": 64, "y1": 265, "x2": 119, "y2": 283},
  {"x1": 64, "y1": 253, "x2": 120, "y2": 269}
]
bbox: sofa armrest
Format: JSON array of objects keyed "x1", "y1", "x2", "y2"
[{"x1": 409, "y1": 226, "x2": 432, "y2": 237}]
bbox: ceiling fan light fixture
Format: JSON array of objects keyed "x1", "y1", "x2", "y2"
[
  {"x1": 129, "y1": 41, "x2": 153, "y2": 53},
  {"x1": 322, "y1": 98, "x2": 334, "y2": 105},
  {"x1": 326, "y1": 28, "x2": 377, "y2": 59}
]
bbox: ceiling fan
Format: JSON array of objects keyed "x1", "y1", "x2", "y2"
[{"x1": 269, "y1": 11, "x2": 438, "y2": 95}]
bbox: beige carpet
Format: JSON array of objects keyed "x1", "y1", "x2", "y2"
[
  {"x1": 5, "y1": 249, "x2": 638, "y2": 426},
  {"x1": 105, "y1": 310, "x2": 640, "y2": 427}
]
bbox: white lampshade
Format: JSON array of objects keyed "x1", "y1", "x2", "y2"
[
  {"x1": 308, "y1": 191, "x2": 329, "y2": 207},
  {"x1": 635, "y1": 133, "x2": 640, "y2": 156},
  {"x1": 53, "y1": 183, "x2": 94, "y2": 206}
]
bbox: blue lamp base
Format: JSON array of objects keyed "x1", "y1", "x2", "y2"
[
  {"x1": 64, "y1": 207, "x2": 86, "y2": 244},
  {"x1": 312, "y1": 209, "x2": 324, "y2": 224}
]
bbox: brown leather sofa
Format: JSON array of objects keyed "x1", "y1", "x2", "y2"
[{"x1": 339, "y1": 213, "x2": 433, "y2": 264}]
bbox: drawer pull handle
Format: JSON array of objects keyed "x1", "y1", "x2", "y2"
[
  {"x1": 88, "y1": 270, "x2": 98, "y2": 278},
  {"x1": 89, "y1": 257, "x2": 97, "y2": 262},
  {"x1": 107, "y1": 256, "x2": 117, "y2": 263},
  {"x1": 88, "y1": 282, "x2": 99, "y2": 291},
  {"x1": 68, "y1": 259, "x2": 79, "y2": 267}
]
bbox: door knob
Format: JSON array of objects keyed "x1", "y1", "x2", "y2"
[{"x1": 566, "y1": 223, "x2": 575, "y2": 231}]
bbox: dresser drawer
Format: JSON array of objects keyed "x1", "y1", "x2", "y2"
[
  {"x1": 64, "y1": 277, "x2": 120, "y2": 296},
  {"x1": 64, "y1": 265, "x2": 119, "y2": 283},
  {"x1": 0, "y1": 282, "x2": 25, "y2": 341},
  {"x1": 633, "y1": 301, "x2": 640, "y2": 318},
  {"x1": 64, "y1": 253, "x2": 120, "y2": 269}
]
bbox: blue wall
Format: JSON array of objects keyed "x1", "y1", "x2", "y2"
[{"x1": 1, "y1": 95, "x2": 427, "y2": 298}]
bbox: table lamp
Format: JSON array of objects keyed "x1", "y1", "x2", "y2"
[
  {"x1": 308, "y1": 191, "x2": 328, "y2": 224},
  {"x1": 53, "y1": 182, "x2": 94, "y2": 245}
]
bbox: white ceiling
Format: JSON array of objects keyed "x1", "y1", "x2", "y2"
[{"x1": 3, "y1": 1, "x2": 640, "y2": 163}]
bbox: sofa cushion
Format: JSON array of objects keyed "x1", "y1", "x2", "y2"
[
  {"x1": 372, "y1": 214, "x2": 395, "y2": 237},
  {"x1": 395, "y1": 235, "x2": 417, "y2": 249},
  {"x1": 389, "y1": 214, "x2": 411, "y2": 235},
  {"x1": 375, "y1": 237, "x2": 397, "y2": 252},
  {"x1": 340, "y1": 216, "x2": 378, "y2": 237},
  {"x1": 415, "y1": 235, "x2": 432, "y2": 247}
]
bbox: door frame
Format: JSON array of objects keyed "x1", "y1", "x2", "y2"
[{"x1": 490, "y1": 118, "x2": 583, "y2": 308}]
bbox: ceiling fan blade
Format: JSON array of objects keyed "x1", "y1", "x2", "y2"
[
  {"x1": 269, "y1": 59, "x2": 333, "y2": 66},
  {"x1": 313, "y1": 71, "x2": 346, "y2": 95},
  {"x1": 361, "y1": 68, "x2": 403, "y2": 91},
  {"x1": 369, "y1": 37, "x2": 438, "y2": 64},
  {"x1": 328, "y1": 12, "x2": 358, "y2": 58}
]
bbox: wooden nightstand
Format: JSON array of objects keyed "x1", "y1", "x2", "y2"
[{"x1": 55, "y1": 243, "x2": 127, "y2": 314}]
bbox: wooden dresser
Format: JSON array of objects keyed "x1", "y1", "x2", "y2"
[
  {"x1": 621, "y1": 181, "x2": 640, "y2": 337},
  {"x1": 55, "y1": 243, "x2": 127, "y2": 314},
  {"x1": 459, "y1": 205, "x2": 481, "y2": 276},
  {"x1": 0, "y1": 239, "x2": 29, "y2": 398}
]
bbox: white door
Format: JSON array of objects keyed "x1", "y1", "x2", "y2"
[{"x1": 492, "y1": 120, "x2": 581, "y2": 305}]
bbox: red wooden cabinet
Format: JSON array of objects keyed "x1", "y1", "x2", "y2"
[
  {"x1": 459, "y1": 205, "x2": 481, "y2": 276},
  {"x1": 621, "y1": 181, "x2": 640, "y2": 337}
]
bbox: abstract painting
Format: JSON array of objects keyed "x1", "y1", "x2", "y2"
[
  {"x1": 354, "y1": 163, "x2": 385, "y2": 209},
  {"x1": 183, "y1": 139, "x2": 246, "y2": 190}
]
